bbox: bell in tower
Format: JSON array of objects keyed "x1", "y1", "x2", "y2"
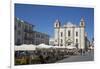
[
  {"x1": 54, "y1": 19, "x2": 61, "y2": 28},
  {"x1": 80, "y1": 17, "x2": 85, "y2": 27}
]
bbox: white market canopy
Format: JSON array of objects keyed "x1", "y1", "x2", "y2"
[
  {"x1": 14, "y1": 44, "x2": 76, "y2": 51},
  {"x1": 53, "y1": 46, "x2": 59, "y2": 48},
  {"x1": 66, "y1": 45, "x2": 76, "y2": 49},
  {"x1": 14, "y1": 44, "x2": 37, "y2": 51},
  {"x1": 53, "y1": 45, "x2": 76, "y2": 49},
  {"x1": 37, "y1": 43, "x2": 53, "y2": 49}
]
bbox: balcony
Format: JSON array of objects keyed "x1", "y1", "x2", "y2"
[
  {"x1": 24, "y1": 37, "x2": 33, "y2": 40},
  {"x1": 24, "y1": 29, "x2": 33, "y2": 33}
]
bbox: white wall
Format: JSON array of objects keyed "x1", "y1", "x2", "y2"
[{"x1": 74, "y1": 27, "x2": 81, "y2": 48}]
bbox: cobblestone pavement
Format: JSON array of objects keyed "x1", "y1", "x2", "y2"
[{"x1": 56, "y1": 50, "x2": 94, "y2": 63}]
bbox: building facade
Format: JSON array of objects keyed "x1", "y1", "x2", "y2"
[
  {"x1": 15, "y1": 17, "x2": 49, "y2": 45},
  {"x1": 85, "y1": 33, "x2": 90, "y2": 51},
  {"x1": 49, "y1": 38, "x2": 55, "y2": 46},
  {"x1": 15, "y1": 17, "x2": 34, "y2": 45},
  {"x1": 54, "y1": 17, "x2": 86, "y2": 49},
  {"x1": 33, "y1": 31, "x2": 49, "y2": 45}
]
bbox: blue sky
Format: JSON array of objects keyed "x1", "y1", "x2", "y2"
[{"x1": 15, "y1": 4, "x2": 94, "y2": 41}]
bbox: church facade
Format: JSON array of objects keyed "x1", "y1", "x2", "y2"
[{"x1": 54, "y1": 17, "x2": 86, "y2": 49}]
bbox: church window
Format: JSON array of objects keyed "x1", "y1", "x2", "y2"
[
  {"x1": 61, "y1": 39, "x2": 63, "y2": 43},
  {"x1": 81, "y1": 22, "x2": 84, "y2": 26},
  {"x1": 68, "y1": 30, "x2": 70, "y2": 36},
  {"x1": 68, "y1": 43, "x2": 71, "y2": 45},
  {"x1": 76, "y1": 39, "x2": 78, "y2": 43},
  {"x1": 56, "y1": 23, "x2": 57, "y2": 27},
  {"x1": 76, "y1": 32, "x2": 78, "y2": 36},
  {"x1": 61, "y1": 32, "x2": 63, "y2": 37}
]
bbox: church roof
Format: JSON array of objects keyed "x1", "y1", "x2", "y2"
[
  {"x1": 63, "y1": 22, "x2": 77, "y2": 27},
  {"x1": 67, "y1": 22, "x2": 73, "y2": 26}
]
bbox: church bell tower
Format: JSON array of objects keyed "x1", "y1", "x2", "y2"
[
  {"x1": 80, "y1": 17, "x2": 85, "y2": 49},
  {"x1": 54, "y1": 19, "x2": 61, "y2": 46}
]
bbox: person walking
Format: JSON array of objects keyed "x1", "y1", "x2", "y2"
[
  {"x1": 80, "y1": 49, "x2": 83, "y2": 56},
  {"x1": 83, "y1": 50, "x2": 85, "y2": 56}
]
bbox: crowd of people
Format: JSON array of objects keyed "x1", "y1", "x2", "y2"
[{"x1": 15, "y1": 48, "x2": 80, "y2": 65}]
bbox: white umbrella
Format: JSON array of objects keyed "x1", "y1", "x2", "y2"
[
  {"x1": 66, "y1": 45, "x2": 76, "y2": 49},
  {"x1": 37, "y1": 43, "x2": 52, "y2": 49},
  {"x1": 48, "y1": 45, "x2": 54, "y2": 48},
  {"x1": 60, "y1": 46, "x2": 66, "y2": 49},
  {"x1": 54, "y1": 46, "x2": 65, "y2": 48},
  {"x1": 53, "y1": 46, "x2": 59, "y2": 48},
  {"x1": 14, "y1": 44, "x2": 36, "y2": 51}
]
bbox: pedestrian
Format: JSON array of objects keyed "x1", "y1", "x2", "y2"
[
  {"x1": 80, "y1": 49, "x2": 83, "y2": 56},
  {"x1": 83, "y1": 50, "x2": 85, "y2": 56}
]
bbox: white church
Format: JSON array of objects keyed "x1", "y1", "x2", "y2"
[{"x1": 53, "y1": 17, "x2": 87, "y2": 49}]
